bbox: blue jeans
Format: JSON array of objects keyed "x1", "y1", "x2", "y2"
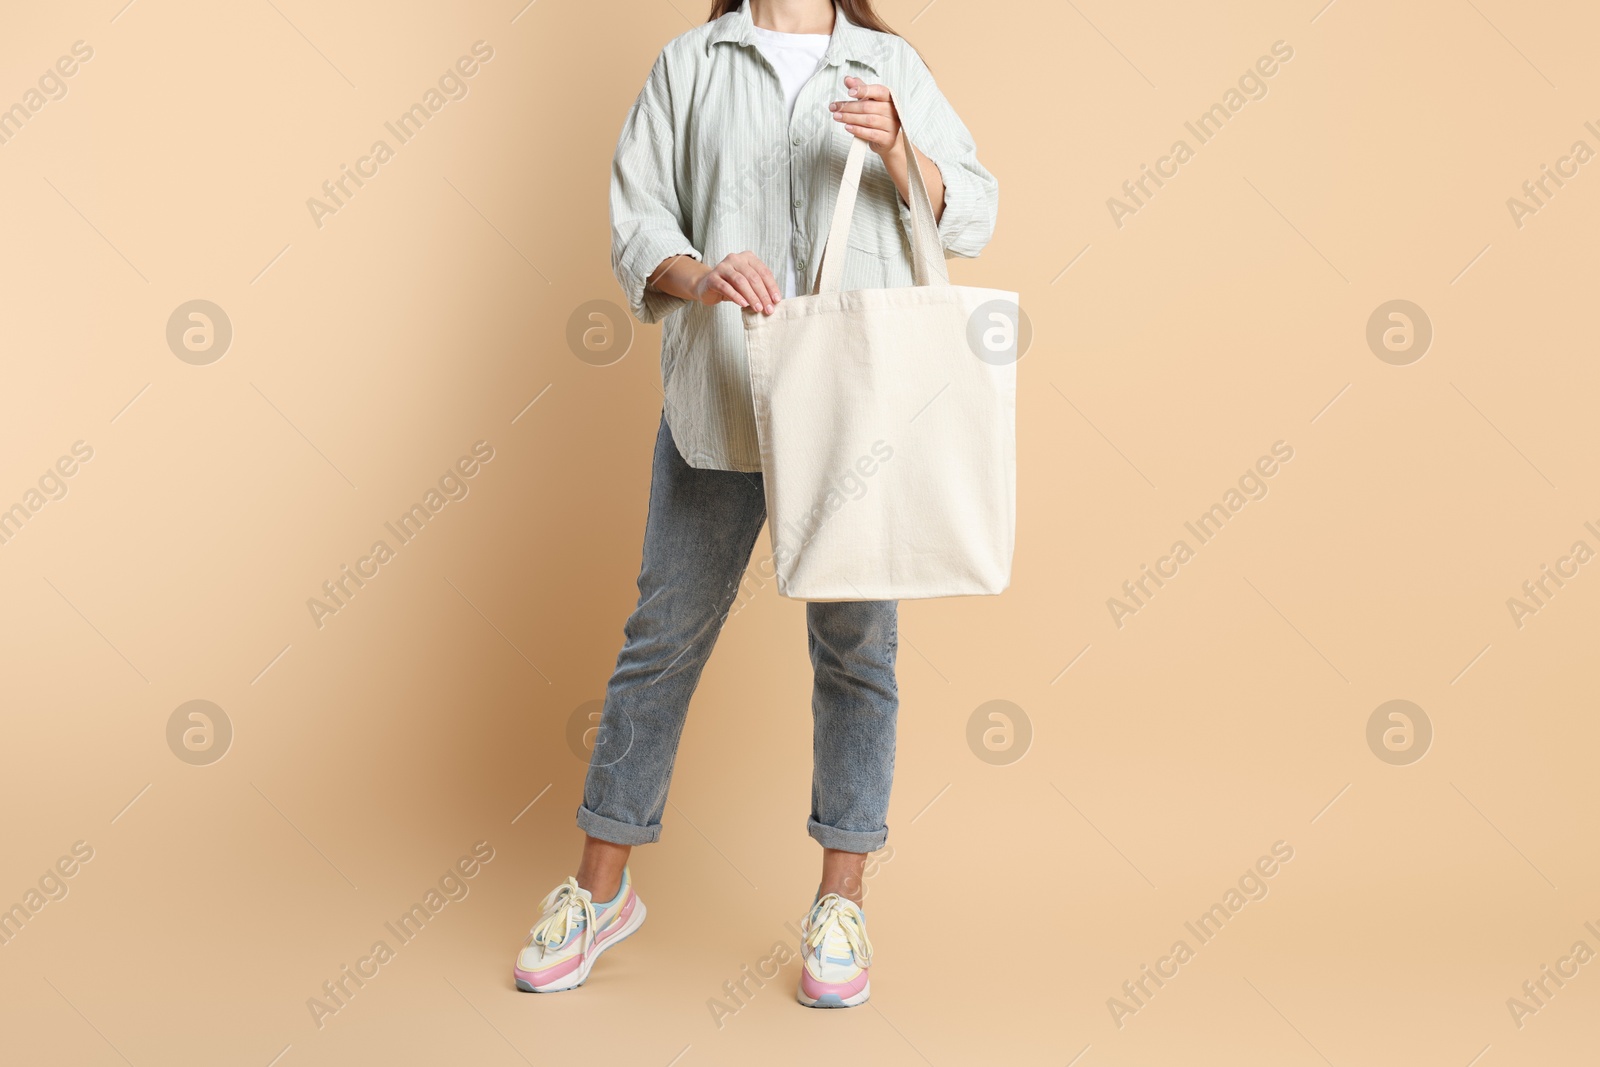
[{"x1": 577, "y1": 411, "x2": 899, "y2": 853}]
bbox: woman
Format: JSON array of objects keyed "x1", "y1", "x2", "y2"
[{"x1": 515, "y1": 0, "x2": 998, "y2": 1007}]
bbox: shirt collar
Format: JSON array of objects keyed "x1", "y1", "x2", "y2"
[{"x1": 706, "y1": 1, "x2": 885, "y2": 72}]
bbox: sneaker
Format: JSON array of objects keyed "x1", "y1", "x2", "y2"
[
  {"x1": 796, "y1": 892, "x2": 873, "y2": 1008},
  {"x1": 514, "y1": 867, "x2": 646, "y2": 993}
]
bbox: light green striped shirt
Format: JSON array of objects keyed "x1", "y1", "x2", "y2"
[{"x1": 609, "y1": 1, "x2": 1000, "y2": 471}]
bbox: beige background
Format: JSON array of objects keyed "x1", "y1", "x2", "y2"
[{"x1": 2, "y1": 0, "x2": 1598, "y2": 1064}]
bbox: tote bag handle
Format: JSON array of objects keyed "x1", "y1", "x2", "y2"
[{"x1": 813, "y1": 88, "x2": 949, "y2": 295}]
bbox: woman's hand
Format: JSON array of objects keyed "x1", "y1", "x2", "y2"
[
  {"x1": 829, "y1": 75, "x2": 947, "y2": 226},
  {"x1": 829, "y1": 75, "x2": 903, "y2": 159},
  {"x1": 691, "y1": 251, "x2": 781, "y2": 313},
  {"x1": 649, "y1": 251, "x2": 780, "y2": 314}
]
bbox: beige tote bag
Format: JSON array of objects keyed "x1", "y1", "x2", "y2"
[{"x1": 744, "y1": 119, "x2": 1018, "y2": 601}]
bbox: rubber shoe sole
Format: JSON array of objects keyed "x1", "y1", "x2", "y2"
[{"x1": 797, "y1": 977, "x2": 870, "y2": 1008}]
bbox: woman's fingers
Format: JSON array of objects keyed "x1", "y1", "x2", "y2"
[
  {"x1": 841, "y1": 121, "x2": 895, "y2": 147},
  {"x1": 832, "y1": 101, "x2": 896, "y2": 123},
  {"x1": 709, "y1": 275, "x2": 747, "y2": 307},
  {"x1": 730, "y1": 252, "x2": 780, "y2": 312},
  {"x1": 831, "y1": 95, "x2": 888, "y2": 115},
  {"x1": 837, "y1": 111, "x2": 891, "y2": 133},
  {"x1": 843, "y1": 75, "x2": 887, "y2": 99},
  {"x1": 753, "y1": 259, "x2": 781, "y2": 305},
  {"x1": 739, "y1": 263, "x2": 773, "y2": 309},
  {"x1": 704, "y1": 253, "x2": 781, "y2": 312},
  {"x1": 721, "y1": 265, "x2": 764, "y2": 311},
  {"x1": 832, "y1": 89, "x2": 897, "y2": 148}
]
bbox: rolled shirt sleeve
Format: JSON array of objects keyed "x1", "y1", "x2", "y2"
[
  {"x1": 610, "y1": 55, "x2": 702, "y2": 325},
  {"x1": 891, "y1": 48, "x2": 998, "y2": 260}
]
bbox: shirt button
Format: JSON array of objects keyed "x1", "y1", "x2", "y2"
[
  {"x1": 792, "y1": 135, "x2": 802, "y2": 146},
  {"x1": 796, "y1": 258, "x2": 806, "y2": 270},
  {"x1": 792, "y1": 197, "x2": 803, "y2": 208}
]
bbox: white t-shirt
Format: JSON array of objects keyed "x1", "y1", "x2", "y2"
[{"x1": 751, "y1": 24, "x2": 831, "y2": 299}]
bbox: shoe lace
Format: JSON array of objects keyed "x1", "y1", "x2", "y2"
[
  {"x1": 804, "y1": 893, "x2": 873, "y2": 967},
  {"x1": 526, "y1": 877, "x2": 597, "y2": 956}
]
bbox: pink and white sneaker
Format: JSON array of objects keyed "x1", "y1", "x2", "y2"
[
  {"x1": 796, "y1": 892, "x2": 873, "y2": 1008},
  {"x1": 514, "y1": 867, "x2": 646, "y2": 993}
]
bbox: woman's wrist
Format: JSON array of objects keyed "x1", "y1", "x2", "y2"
[{"x1": 647, "y1": 254, "x2": 708, "y2": 301}]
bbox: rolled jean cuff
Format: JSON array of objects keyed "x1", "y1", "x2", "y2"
[
  {"x1": 807, "y1": 817, "x2": 886, "y2": 853},
  {"x1": 577, "y1": 804, "x2": 661, "y2": 846}
]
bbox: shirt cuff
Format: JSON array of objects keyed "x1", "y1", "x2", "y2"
[
  {"x1": 620, "y1": 234, "x2": 702, "y2": 325},
  {"x1": 898, "y1": 154, "x2": 970, "y2": 258}
]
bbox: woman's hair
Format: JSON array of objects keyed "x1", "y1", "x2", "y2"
[{"x1": 706, "y1": 0, "x2": 902, "y2": 41}]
